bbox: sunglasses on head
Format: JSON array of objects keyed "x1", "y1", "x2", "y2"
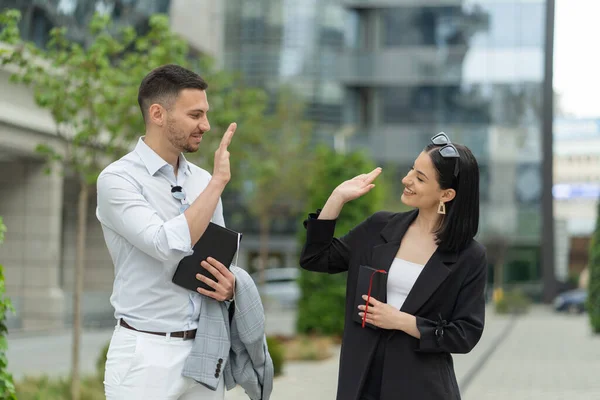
[
  {"x1": 171, "y1": 185, "x2": 190, "y2": 213},
  {"x1": 430, "y1": 132, "x2": 460, "y2": 177}
]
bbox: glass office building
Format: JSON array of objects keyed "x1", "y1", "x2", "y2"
[
  {"x1": 223, "y1": 0, "x2": 346, "y2": 130},
  {"x1": 223, "y1": 0, "x2": 550, "y2": 287},
  {"x1": 222, "y1": 0, "x2": 348, "y2": 238},
  {"x1": 339, "y1": 0, "x2": 548, "y2": 287}
]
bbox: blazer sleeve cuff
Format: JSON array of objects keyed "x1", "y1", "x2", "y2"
[
  {"x1": 303, "y1": 209, "x2": 337, "y2": 243},
  {"x1": 415, "y1": 315, "x2": 445, "y2": 351}
]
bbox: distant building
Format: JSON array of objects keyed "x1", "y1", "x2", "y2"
[
  {"x1": 553, "y1": 118, "x2": 600, "y2": 277},
  {"x1": 221, "y1": 1, "x2": 554, "y2": 295}
]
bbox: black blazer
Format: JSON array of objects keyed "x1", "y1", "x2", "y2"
[{"x1": 299, "y1": 209, "x2": 488, "y2": 400}]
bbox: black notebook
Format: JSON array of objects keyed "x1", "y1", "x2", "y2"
[
  {"x1": 353, "y1": 265, "x2": 388, "y2": 329},
  {"x1": 172, "y1": 222, "x2": 242, "y2": 293}
]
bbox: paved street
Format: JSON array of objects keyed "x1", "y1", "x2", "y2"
[
  {"x1": 8, "y1": 305, "x2": 600, "y2": 399},
  {"x1": 7, "y1": 309, "x2": 297, "y2": 380},
  {"x1": 463, "y1": 307, "x2": 600, "y2": 400}
]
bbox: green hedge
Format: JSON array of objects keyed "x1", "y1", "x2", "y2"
[
  {"x1": 0, "y1": 216, "x2": 17, "y2": 400},
  {"x1": 296, "y1": 145, "x2": 386, "y2": 336},
  {"x1": 266, "y1": 336, "x2": 285, "y2": 376},
  {"x1": 588, "y1": 201, "x2": 600, "y2": 333}
]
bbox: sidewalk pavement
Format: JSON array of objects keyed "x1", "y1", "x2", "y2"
[
  {"x1": 462, "y1": 306, "x2": 600, "y2": 400},
  {"x1": 11, "y1": 305, "x2": 598, "y2": 399},
  {"x1": 7, "y1": 309, "x2": 297, "y2": 381},
  {"x1": 225, "y1": 305, "x2": 512, "y2": 399}
]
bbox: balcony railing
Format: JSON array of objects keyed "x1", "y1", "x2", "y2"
[{"x1": 337, "y1": 47, "x2": 543, "y2": 85}]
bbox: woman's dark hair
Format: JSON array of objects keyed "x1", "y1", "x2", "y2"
[{"x1": 424, "y1": 142, "x2": 480, "y2": 252}]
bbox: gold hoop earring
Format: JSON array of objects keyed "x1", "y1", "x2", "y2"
[{"x1": 437, "y1": 201, "x2": 446, "y2": 215}]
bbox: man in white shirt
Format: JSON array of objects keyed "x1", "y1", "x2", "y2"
[{"x1": 96, "y1": 64, "x2": 237, "y2": 399}]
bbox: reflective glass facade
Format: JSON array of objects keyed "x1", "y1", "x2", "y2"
[
  {"x1": 222, "y1": 0, "x2": 349, "y2": 235},
  {"x1": 222, "y1": 2, "x2": 550, "y2": 284},
  {"x1": 223, "y1": 0, "x2": 346, "y2": 126},
  {"x1": 340, "y1": 0, "x2": 548, "y2": 287}
]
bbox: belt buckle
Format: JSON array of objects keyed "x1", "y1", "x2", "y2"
[{"x1": 182, "y1": 330, "x2": 191, "y2": 340}]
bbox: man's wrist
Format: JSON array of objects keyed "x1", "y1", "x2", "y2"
[{"x1": 209, "y1": 177, "x2": 228, "y2": 191}]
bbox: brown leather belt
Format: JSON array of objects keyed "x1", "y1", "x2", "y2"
[{"x1": 119, "y1": 319, "x2": 197, "y2": 340}]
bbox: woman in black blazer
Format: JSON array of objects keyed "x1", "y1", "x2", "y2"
[{"x1": 299, "y1": 132, "x2": 488, "y2": 400}]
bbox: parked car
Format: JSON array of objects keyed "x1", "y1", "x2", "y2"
[
  {"x1": 553, "y1": 288, "x2": 587, "y2": 314},
  {"x1": 251, "y1": 267, "x2": 300, "y2": 309}
]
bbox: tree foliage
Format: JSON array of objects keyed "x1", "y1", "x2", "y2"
[
  {"x1": 588, "y1": 200, "x2": 600, "y2": 333},
  {"x1": 0, "y1": 217, "x2": 17, "y2": 400},
  {"x1": 296, "y1": 146, "x2": 386, "y2": 336},
  {"x1": 241, "y1": 87, "x2": 315, "y2": 281}
]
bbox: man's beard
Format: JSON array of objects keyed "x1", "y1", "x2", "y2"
[{"x1": 166, "y1": 118, "x2": 199, "y2": 153}]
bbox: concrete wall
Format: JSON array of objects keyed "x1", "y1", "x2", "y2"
[
  {"x1": 0, "y1": 160, "x2": 65, "y2": 331},
  {"x1": 169, "y1": 0, "x2": 224, "y2": 64}
]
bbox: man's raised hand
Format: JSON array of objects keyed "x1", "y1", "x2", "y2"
[{"x1": 213, "y1": 122, "x2": 236, "y2": 185}]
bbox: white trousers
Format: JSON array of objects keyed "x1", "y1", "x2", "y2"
[{"x1": 104, "y1": 322, "x2": 225, "y2": 400}]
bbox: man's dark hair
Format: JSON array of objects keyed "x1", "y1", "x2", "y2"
[
  {"x1": 137, "y1": 64, "x2": 208, "y2": 122},
  {"x1": 424, "y1": 142, "x2": 480, "y2": 253}
]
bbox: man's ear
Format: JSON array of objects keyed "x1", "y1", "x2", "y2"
[{"x1": 148, "y1": 103, "x2": 165, "y2": 127}]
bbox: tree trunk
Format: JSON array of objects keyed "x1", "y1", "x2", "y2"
[
  {"x1": 258, "y1": 215, "x2": 271, "y2": 289},
  {"x1": 71, "y1": 182, "x2": 89, "y2": 400},
  {"x1": 494, "y1": 258, "x2": 504, "y2": 290}
]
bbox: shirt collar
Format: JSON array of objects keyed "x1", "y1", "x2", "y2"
[{"x1": 135, "y1": 137, "x2": 192, "y2": 177}]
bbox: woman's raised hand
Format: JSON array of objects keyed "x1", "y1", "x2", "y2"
[{"x1": 331, "y1": 167, "x2": 382, "y2": 204}]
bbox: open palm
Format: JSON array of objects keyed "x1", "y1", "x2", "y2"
[{"x1": 333, "y1": 167, "x2": 382, "y2": 203}]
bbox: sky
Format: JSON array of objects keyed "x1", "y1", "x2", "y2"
[{"x1": 554, "y1": 0, "x2": 600, "y2": 118}]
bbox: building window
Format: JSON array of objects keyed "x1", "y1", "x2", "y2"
[{"x1": 381, "y1": 3, "x2": 543, "y2": 49}]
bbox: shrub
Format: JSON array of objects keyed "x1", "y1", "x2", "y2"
[
  {"x1": 96, "y1": 341, "x2": 110, "y2": 383},
  {"x1": 296, "y1": 145, "x2": 386, "y2": 336},
  {"x1": 0, "y1": 216, "x2": 16, "y2": 400},
  {"x1": 494, "y1": 288, "x2": 531, "y2": 315},
  {"x1": 15, "y1": 375, "x2": 104, "y2": 400},
  {"x1": 266, "y1": 336, "x2": 285, "y2": 377},
  {"x1": 283, "y1": 335, "x2": 334, "y2": 361},
  {"x1": 588, "y1": 201, "x2": 600, "y2": 333}
]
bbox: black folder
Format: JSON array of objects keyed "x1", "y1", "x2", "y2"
[
  {"x1": 352, "y1": 265, "x2": 388, "y2": 329},
  {"x1": 172, "y1": 222, "x2": 242, "y2": 293}
]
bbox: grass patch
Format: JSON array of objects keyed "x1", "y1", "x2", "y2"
[
  {"x1": 275, "y1": 335, "x2": 336, "y2": 361},
  {"x1": 15, "y1": 375, "x2": 104, "y2": 400}
]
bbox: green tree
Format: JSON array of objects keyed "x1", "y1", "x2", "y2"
[
  {"x1": 588, "y1": 201, "x2": 600, "y2": 333},
  {"x1": 242, "y1": 87, "x2": 314, "y2": 285},
  {"x1": 296, "y1": 145, "x2": 386, "y2": 336},
  {"x1": 0, "y1": 217, "x2": 17, "y2": 399},
  {"x1": 0, "y1": 9, "x2": 264, "y2": 398}
]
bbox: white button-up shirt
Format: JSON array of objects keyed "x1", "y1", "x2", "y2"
[{"x1": 96, "y1": 137, "x2": 225, "y2": 332}]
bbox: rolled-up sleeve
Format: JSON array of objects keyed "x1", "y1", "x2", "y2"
[
  {"x1": 163, "y1": 213, "x2": 193, "y2": 253},
  {"x1": 96, "y1": 171, "x2": 193, "y2": 263}
]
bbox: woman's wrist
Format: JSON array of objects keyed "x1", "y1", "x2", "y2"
[
  {"x1": 395, "y1": 311, "x2": 415, "y2": 331},
  {"x1": 395, "y1": 311, "x2": 421, "y2": 339},
  {"x1": 395, "y1": 311, "x2": 408, "y2": 331},
  {"x1": 318, "y1": 193, "x2": 345, "y2": 220}
]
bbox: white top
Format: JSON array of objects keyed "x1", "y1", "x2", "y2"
[
  {"x1": 387, "y1": 258, "x2": 424, "y2": 310},
  {"x1": 96, "y1": 137, "x2": 225, "y2": 332}
]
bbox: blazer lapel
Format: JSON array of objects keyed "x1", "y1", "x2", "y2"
[
  {"x1": 371, "y1": 209, "x2": 459, "y2": 315},
  {"x1": 400, "y1": 249, "x2": 456, "y2": 315}
]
